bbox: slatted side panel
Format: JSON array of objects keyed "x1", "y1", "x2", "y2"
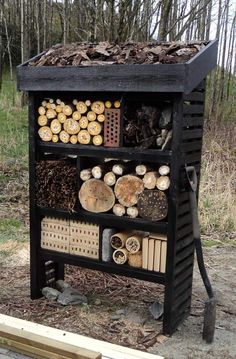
[{"x1": 170, "y1": 82, "x2": 205, "y2": 332}]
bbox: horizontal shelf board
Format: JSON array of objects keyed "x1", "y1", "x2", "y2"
[
  {"x1": 38, "y1": 207, "x2": 168, "y2": 233},
  {"x1": 38, "y1": 142, "x2": 172, "y2": 163},
  {"x1": 39, "y1": 248, "x2": 166, "y2": 284}
]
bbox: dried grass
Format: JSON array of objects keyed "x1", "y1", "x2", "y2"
[{"x1": 199, "y1": 123, "x2": 236, "y2": 238}]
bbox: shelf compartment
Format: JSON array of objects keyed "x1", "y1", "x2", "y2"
[
  {"x1": 39, "y1": 248, "x2": 166, "y2": 284},
  {"x1": 38, "y1": 207, "x2": 168, "y2": 234},
  {"x1": 38, "y1": 141, "x2": 172, "y2": 164}
]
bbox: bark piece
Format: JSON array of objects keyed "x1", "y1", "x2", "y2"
[
  {"x1": 102, "y1": 228, "x2": 116, "y2": 262},
  {"x1": 104, "y1": 172, "x2": 116, "y2": 186},
  {"x1": 128, "y1": 251, "x2": 142, "y2": 268},
  {"x1": 113, "y1": 248, "x2": 128, "y2": 265},
  {"x1": 143, "y1": 171, "x2": 159, "y2": 189},
  {"x1": 137, "y1": 190, "x2": 168, "y2": 221},
  {"x1": 114, "y1": 175, "x2": 144, "y2": 207},
  {"x1": 79, "y1": 179, "x2": 115, "y2": 213},
  {"x1": 113, "y1": 203, "x2": 125, "y2": 216},
  {"x1": 156, "y1": 176, "x2": 170, "y2": 191}
]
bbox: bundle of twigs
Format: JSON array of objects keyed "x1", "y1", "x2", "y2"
[{"x1": 36, "y1": 160, "x2": 77, "y2": 211}]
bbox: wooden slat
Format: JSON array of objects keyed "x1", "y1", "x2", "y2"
[
  {"x1": 176, "y1": 243, "x2": 194, "y2": 264},
  {"x1": 183, "y1": 92, "x2": 205, "y2": 102},
  {"x1": 174, "y1": 278, "x2": 192, "y2": 298},
  {"x1": 177, "y1": 213, "x2": 192, "y2": 229},
  {"x1": 0, "y1": 324, "x2": 101, "y2": 359},
  {"x1": 17, "y1": 64, "x2": 186, "y2": 93},
  {"x1": 176, "y1": 235, "x2": 193, "y2": 251},
  {"x1": 178, "y1": 202, "x2": 190, "y2": 216},
  {"x1": 0, "y1": 315, "x2": 164, "y2": 359},
  {"x1": 182, "y1": 129, "x2": 203, "y2": 140},
  {"x1": 183, "y1": 104, "x2": 204, "y2": 114},
  {"x1": 182, "y1": 116, "x2": 203, "y2": 127},
  {"x1": 182, "y1": 141, "x2": 202, "y2": 152},
  {"x1": 177, "y1": 224, "x2": 192, "y2": 239}
]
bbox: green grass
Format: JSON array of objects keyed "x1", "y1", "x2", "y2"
[
  {"x1": 0, "y1": 71, "x2": 28, "y2": 164},
  {"x1": 0, "y1": 70, "x2": 29, "y2": 248}
]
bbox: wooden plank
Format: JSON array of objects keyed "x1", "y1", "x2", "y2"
[
  {"x1": 181, "y1": 141, "x2": 202, "y2": 152},
  {"x1": 38, "y1": 142, "x2": 172, "y2": 164},
  {"x1": 185, "y1": 39, "x2": 218, "y2": 94},
  {"x1": 182, "y1": 116, "x2": 203, "y2": 127},
  {"x1": 183, "y1": 92, "x2": 204, "y2": 102},
  {"x1": 142, "y1": 236, "x2": 149, "y2": 270},
  {"x1": 17, "y1": 64, "x2": 185, "y2": 93},
  {"x1": 0, "y1": 323, "x2": 101, "y2": 359},
  {"x1": 0, "y1": 315, "x2": 164, "y2": 359},
  {"x1": 183, "y1": 104, "x2": 204, "y2": 114},
  {"x1": 153, "y1": 239, "x2": 161, "y2": 272},
  {"x1": 0, "y1": 338, "x2": 69, "y2": 359},
  {"x1": 148, "y1": 238, "x2": 155, "y2": 271},
  {"x1": 182, "y1": 129, "x2": 203, "y2": 140}
]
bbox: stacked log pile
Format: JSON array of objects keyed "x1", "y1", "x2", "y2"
[
  {"x1": 36, "y1": 160, "x2": 77, "y2": 211},
  {"x1": 105, "y1": 229, "x2": 167, "y2": 272},
  {"x1": 78, "y1": 161, "x2": 170, "y2": 221},
  {"x1": 124, "y1": 103, "x2": 172, "y2": 149},
  {"x1": 29, "y1": 41, "x2": 206, "y2": 67},
  {"x1": 37, "y1": 98, "x2": 121, "y2": 146}
]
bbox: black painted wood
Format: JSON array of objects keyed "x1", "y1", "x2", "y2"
[{"x1": 17, "y1": 40, "x2": 217, "y2": 94}]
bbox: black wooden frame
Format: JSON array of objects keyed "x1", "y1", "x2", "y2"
[{"x1": 18, "y1": 41, "x2": 216, "y2": 335}]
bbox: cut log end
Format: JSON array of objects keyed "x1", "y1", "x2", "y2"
[
  {"x1": 114, "y1": 175, "x2": 144, "y2": 207},
  {"x1": 104, "y1": 172, "x2": 116, "y2": 186},
  {"x1": 156, "y1": 176, "x2": 170, "y2": 191},
  {"x1": 143, "y1": 171, "x2": 159, "y2": 189},
  {"x1": 113, "y1": 203, "x2": 125, "y2": 217}
]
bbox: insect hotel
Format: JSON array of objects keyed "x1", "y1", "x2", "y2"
[{"x1": 17, "y1": 40, "x2": 217, "y2": 335}]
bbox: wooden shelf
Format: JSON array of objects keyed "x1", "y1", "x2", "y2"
[
  {"x1": 38, "y1": 207, "x2": 168, "y2": 233},
  {"x1": 40, "y1": 248, "x2": 166, "y2": 284},
  {"x1": 38, "y1": 142, "x2": 172, "y2": 164}
]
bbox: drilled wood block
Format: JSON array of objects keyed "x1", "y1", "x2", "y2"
[
  {"x1": 70, "y1": 245, "x2": 99, "y2": 259},
  {"x1": 41, "y1": 231, "x2": 70, "y2": 253},
  {"x1": 41, "y1": 219, "x2": 70, "y2": 235},
  {"x1": 104, "y1": 109, "x2": 121, "y2": 147},
  {"x1": 70, "y1": 237, "x2": 99, "y2": 249},
  {"x1": 70, "y1": 221, "x2": 99, "y2": 241}
]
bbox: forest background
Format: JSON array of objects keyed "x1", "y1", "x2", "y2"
[{"x1": 0, "y1": 0, "x2": 235, "y2": 252}]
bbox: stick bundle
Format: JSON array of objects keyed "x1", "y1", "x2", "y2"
[{"x1": 36, "y1": 161, "x2": 77, "y2": 211}]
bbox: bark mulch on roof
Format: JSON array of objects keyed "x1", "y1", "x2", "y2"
[{"x1": 29, "y1": 41, "x2": 207, "y2": 67}]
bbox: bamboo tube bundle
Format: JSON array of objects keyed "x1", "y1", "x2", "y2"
[
  {"x1": 125, "y1": 234, "x2": 142, "y2": 253},
  {"x1": 113, "y1": 248, "x2": 128, "y2": 265},
  {"x1": 110, "y1": 232, "x2": 131, "y2": 249}
]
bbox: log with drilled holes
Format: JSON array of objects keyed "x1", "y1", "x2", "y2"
[{"x1": 137, "y1": 189, "x2": 168, "y2": 221}]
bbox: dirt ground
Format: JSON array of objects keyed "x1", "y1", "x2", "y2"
[{"x1": 0, "y1": 243, "x2": 235, "y2": 359}]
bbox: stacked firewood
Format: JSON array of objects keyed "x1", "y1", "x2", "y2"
[
  {"x1": 124, "y1": 103, "x2": 172, "y2": 149},
  {"x1": 37, "y1": 98, "x2": 121, "y2": 146},
  {"x1": 79, "y1": 160, "x2": 170, "y2": 221},
  {"x1": 104, "y1": 230, "x2": 167, "y2": 272},
  {"x1": 36, "y1": 160, "x2": 77, "y2": 211}
]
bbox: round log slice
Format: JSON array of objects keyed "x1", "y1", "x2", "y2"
[
  {"x1": 114, "y1": 175, "x2": 144, "y2": 207},
  {"x1": 137, "y1": 190, "x2": 168, "y2": 221},
  {"x1": 79, "y1": 179, "x2": 115, "y2": 213}
]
